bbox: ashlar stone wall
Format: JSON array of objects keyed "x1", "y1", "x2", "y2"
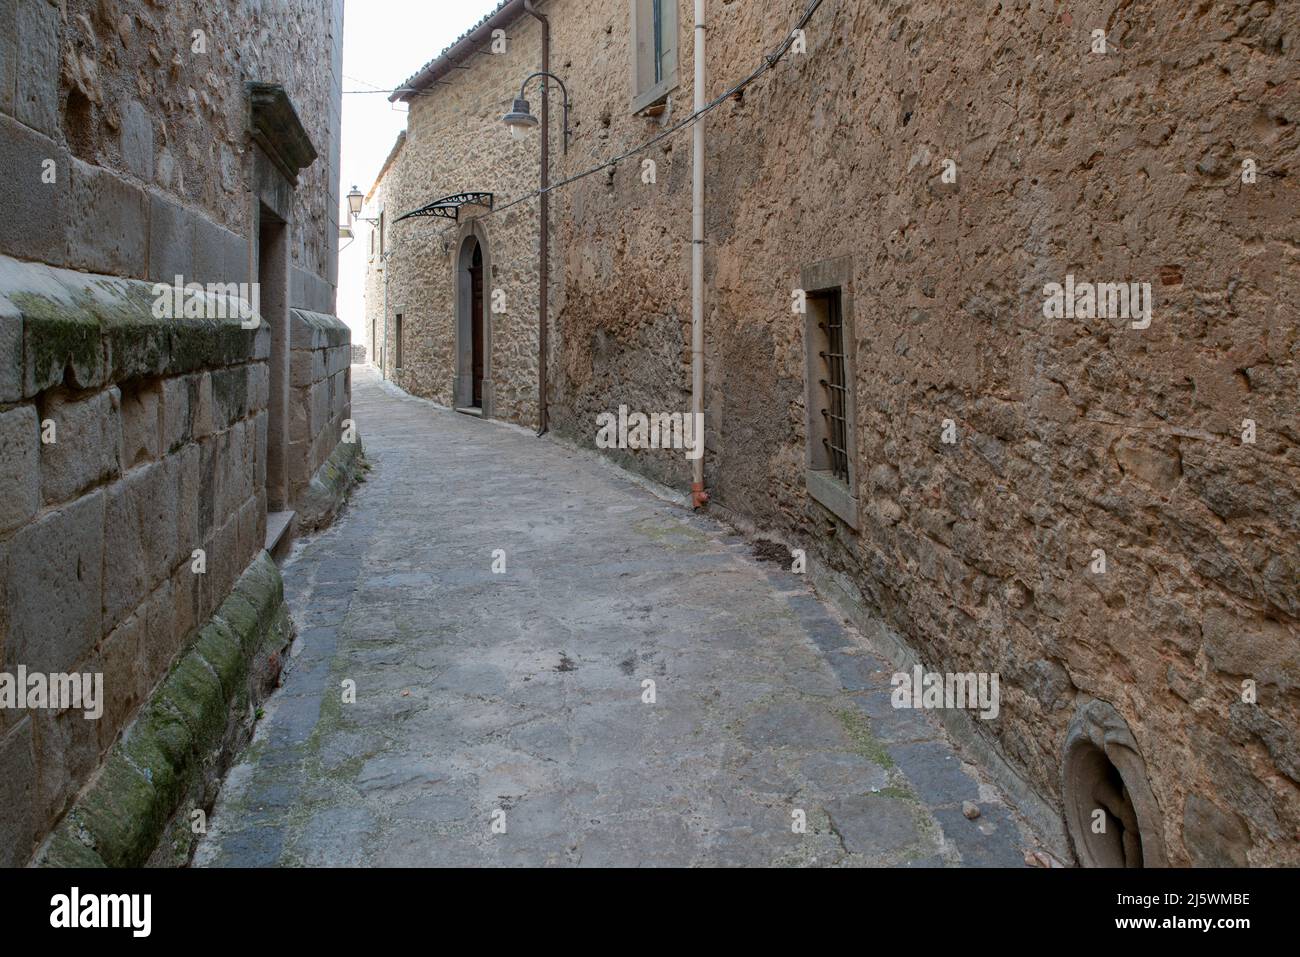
[{"x1": 0, "y1": 255, "x2": 270, "y2": 866}]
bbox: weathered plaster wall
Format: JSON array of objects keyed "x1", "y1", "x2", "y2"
[{"x1": 0, "y1": 256, "x2": 273, "y2": 865}]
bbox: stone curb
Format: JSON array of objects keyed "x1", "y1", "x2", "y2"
[
  {"x1": 295, "y1": 432, "x2": 365, "y2": 535},
  {"x1": 32, "y1": 551, "x2": 292, "y2": 868}
]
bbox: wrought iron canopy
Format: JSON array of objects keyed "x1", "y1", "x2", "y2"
[{"x1": 395, "y1": 192, "x2": 494, "y2": 223}]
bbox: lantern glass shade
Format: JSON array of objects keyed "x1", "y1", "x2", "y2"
[
  {"x1": 346, "y1": 186, "x2": 364, "y2": 219},
  {"x1": 502, "y1": 97, "x2": 539, "y2": 139}
]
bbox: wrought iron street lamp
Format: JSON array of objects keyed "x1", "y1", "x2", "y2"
[
  {"x1": 502, "y1": 66, "x2": 571, "y2": 437},
  {"x1": 346, "y1": 185, "x2": 379, "y2": 225},
  {"x1": 501, "y1": 73, "x2": 569, "y2": 153}
]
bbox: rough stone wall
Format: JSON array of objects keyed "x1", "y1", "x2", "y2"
[
  {"x1": 362, "y1": 176, "x2": 389, "y2": 372},
  {"x1": 352, "y1": 0, "x2": 1296, "y2": 864},
  {"x1": 287, "y1": 308, "x2": 351, "y2": 510},
  {"x1": 381, "y1": 15, "x2": 545, "y2": 426},
  {"x1": 0, "y1": 256, "x2": 271, "y2": 866},
  {"x1": 0, "y1": 0, "x2": 344, "y2": 313},
  {"x1": 544, "y1": 0, "x2": 1298, "y2": 864}
]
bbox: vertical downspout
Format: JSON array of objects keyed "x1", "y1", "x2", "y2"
[
  {"x1": 382, "y1": 247, "x2": 389, "y2": 380},
  {"x1": 525, "y1": 0, "x2": 550, "y2": 435},
  {"x1": 690, "y1": 0, "x2": 708, "y2": 508}
]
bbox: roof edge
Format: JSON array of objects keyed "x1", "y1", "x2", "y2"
[
  {"x1": 365, "y1": 131, "x2": 407, "y2": 202},
  {"x1": 389, "y1": 0, "x2": 529, "y2": 103}
]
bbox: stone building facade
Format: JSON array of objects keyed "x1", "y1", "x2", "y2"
[
  {"x1": 373, "y1": 0, "x2": 1298, "y2": 866},
  {"x1": 0, "y1": 0, "x2": 356, "y2": 866}
]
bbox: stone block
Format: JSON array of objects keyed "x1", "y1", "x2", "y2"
[
  {"x1": 286, "y1": 438, "x2": 312, "y2": 491},
  {"x1": 254, "y1": 324, "x2": 271, "y2": 361},
  {"x1": 0, "y1": 116, "x2": 69, "y2": 272},
  {"x1": 192, "y1": 216, "x2": 247, "y2": 287},
  {"x1": 289, "y1": 308, "x2": 325, "y2": 350},
  {"x1": 235, "y1": 494, "x2": 260, "y2": 574},
  {"x1": 288, "y1": 384, "x2": 310, "y2": 444},
  {"x1": 119, "y1": 99, "x2": 154, "y2": 182},
  {"x1": 94, "y1": 611, "x2": 147, "y2": 755},
  {"x1": 169, "y1": 562, "x2": 201, "y2": 656},
  {"x1": 0, "y1": 0, "x2": 15, "y2": 116},
  {"x1": 38, "y1": 387, "x2": 121, "y2": 505},
  {"x1": 0, "y1": 404, "x2": 39, "y2": 535},
  {"x1": 118, "y1": 380, "x2": 161, "y2": 470},
  {"x1": 102, "y1": 460, "x2": 179, "y2": 633},
  {"x1": 330, "y1": 369, "x2": 348, "y2": 419},
  {"x1": 212, "y1": 420, "x2": 247, "y2": 522},
  {"x1": 143, "y1": 576, "x2": 187, "y2": 690},
  {"x1": 5, "y1": 490, "x2": 104, "y2": 675},
  {"x1": 66, "y1": 159, "x2": 148, "y2": 278},
  {"x1": 160, "y1": 375, "x2": 190, "y2": 453},
  {"x1": 249, "y1": 361, "x2": 269, "y2": 412},
  {"x1": 147, "y1": 196, "x2": 193, "y2": 286},
  {"x1": 190, "y1": 371, "x2": 214, "y2": 438},
  {"x1": 174, "y1": 442, "x2": 202, "y2": 568},
  {"x1": 252, "y1": 409, "x2": 268, "y2": 490},
  {"x1": 310, "y1": 378, "x2": 329, "y2": 437},
  {"x1": 0, "y1": 718, "x2": 36, "y2": 867},
  {"x1": 327, "y1": 344, "x2": 349, "y2": 377},
  {"x1": 15, "y1": 0, "x2": 59, "y2": 137},
  {"x1": 211, "y1": 364, "x2": 250, "y2": 430},
  {"x1": 3, "y1": 257, "x2": 106, "y2": 397},
  {"x1": 289, "y1": 346, "x2": 318, "y2": 388},
  {"x1": 0, "y1": 309, "x2": 19, "y2": 404}
]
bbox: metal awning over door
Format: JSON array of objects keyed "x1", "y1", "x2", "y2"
[{"x1": 394, "y1": 192, "x2": 494, "y2": 223}]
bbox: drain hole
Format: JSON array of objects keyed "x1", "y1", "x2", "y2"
[
  {"x1": 1062, "y1": 699, "x2": 1166, "y2": 867},
  {"x1": 1067, "y1": 743, "x2": 1143, "y2": 867}
]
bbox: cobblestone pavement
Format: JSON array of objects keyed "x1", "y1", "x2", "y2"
[{"x1": 194, "y1": 367, "x2": 1038, "y2": 867}]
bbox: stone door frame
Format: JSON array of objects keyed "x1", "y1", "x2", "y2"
[{"x1": 454, "y1": 219, "x2": 493, "y2": 417}]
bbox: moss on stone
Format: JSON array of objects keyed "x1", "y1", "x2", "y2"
[
  {"x1": 232, "y1": 551, "x2": 282, "y2": 624},
  {"x1": 38, "y1": 828, "x2": 108, "y2": 868},
  {"x1": 11, "y1": 291, "x2": 103, "y2": 393},
  {"x1": 194, "y1": 618, "x2": 247, "y2": 700},
  {"x1": 836, "y1": 708, "x2": 895, "y2": 768},
  {"x1": 33, "y1": 549, "x2": 291, "y2": 869},
  {"x1": 121, "y1": 726, "x2": 187, "y2": 816},
  {"x1": 131, "y1": 698, "x2": 197, "y2": 771},
  {"x1": 157, "y1": 653, "x2": 227, "y2": 755},
  {"x1": 70, "y1": 755, "x2": 163, "y2": 868},
  {"x1": 215, "y1": 592, "x2": 262, "y2": 657}
]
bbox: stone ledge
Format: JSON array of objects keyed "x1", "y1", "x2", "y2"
[
  {"x1": 294, "y1": 432, "x2": 364, "y2": 535},
  {"x1": 289, "y1": 307, "x2": 350, "y2": 350},
  {"x1": 0, "y1": 254, "x2": 264, "y2": 401},
  {"x1": 32, "y1": 551, "x2": 292, "y2": 868}
]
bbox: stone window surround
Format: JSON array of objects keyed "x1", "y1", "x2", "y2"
[
  {"x1": 630, "y1": 0, "x2": 680, "y2": 114},
  {"x1": 801, "y1": 255, "x2": 859, "y2": 530}
]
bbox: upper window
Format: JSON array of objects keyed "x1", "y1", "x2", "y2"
[{"x1": 630, "y1": 0, "x2": 678, "y2": 113}]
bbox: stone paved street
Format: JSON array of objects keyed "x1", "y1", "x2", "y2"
[{"x1": 193, "y1": 368, "x2": 1037, "y2": 867}]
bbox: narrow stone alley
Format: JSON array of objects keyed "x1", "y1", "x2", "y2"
[{"x1": 191, "y1": 368, "x2": 1038, "y2": 867}]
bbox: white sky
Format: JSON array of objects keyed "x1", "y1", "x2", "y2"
[{"x1": 337, "y1": 0, "x2": 502, "y2": 335}]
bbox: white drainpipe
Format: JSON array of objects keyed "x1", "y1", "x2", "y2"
[{"x1": 690, "y1": 0, "x2": 709, "y2": 509}]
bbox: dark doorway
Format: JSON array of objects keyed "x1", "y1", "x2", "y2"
[
  {"x1": 258, "y1": 205, "x2": 288, "y2": 511},
  {"x1": 455, "y1": 228, "x2": 490, "y2": 415},
  {"x1": 469, "y1": 240, "x2": 484, "y2": 408}
]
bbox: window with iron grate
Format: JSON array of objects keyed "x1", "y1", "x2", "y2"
[{"x1": 802, "y1": 259, "x2": 859, "y2": 528}]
